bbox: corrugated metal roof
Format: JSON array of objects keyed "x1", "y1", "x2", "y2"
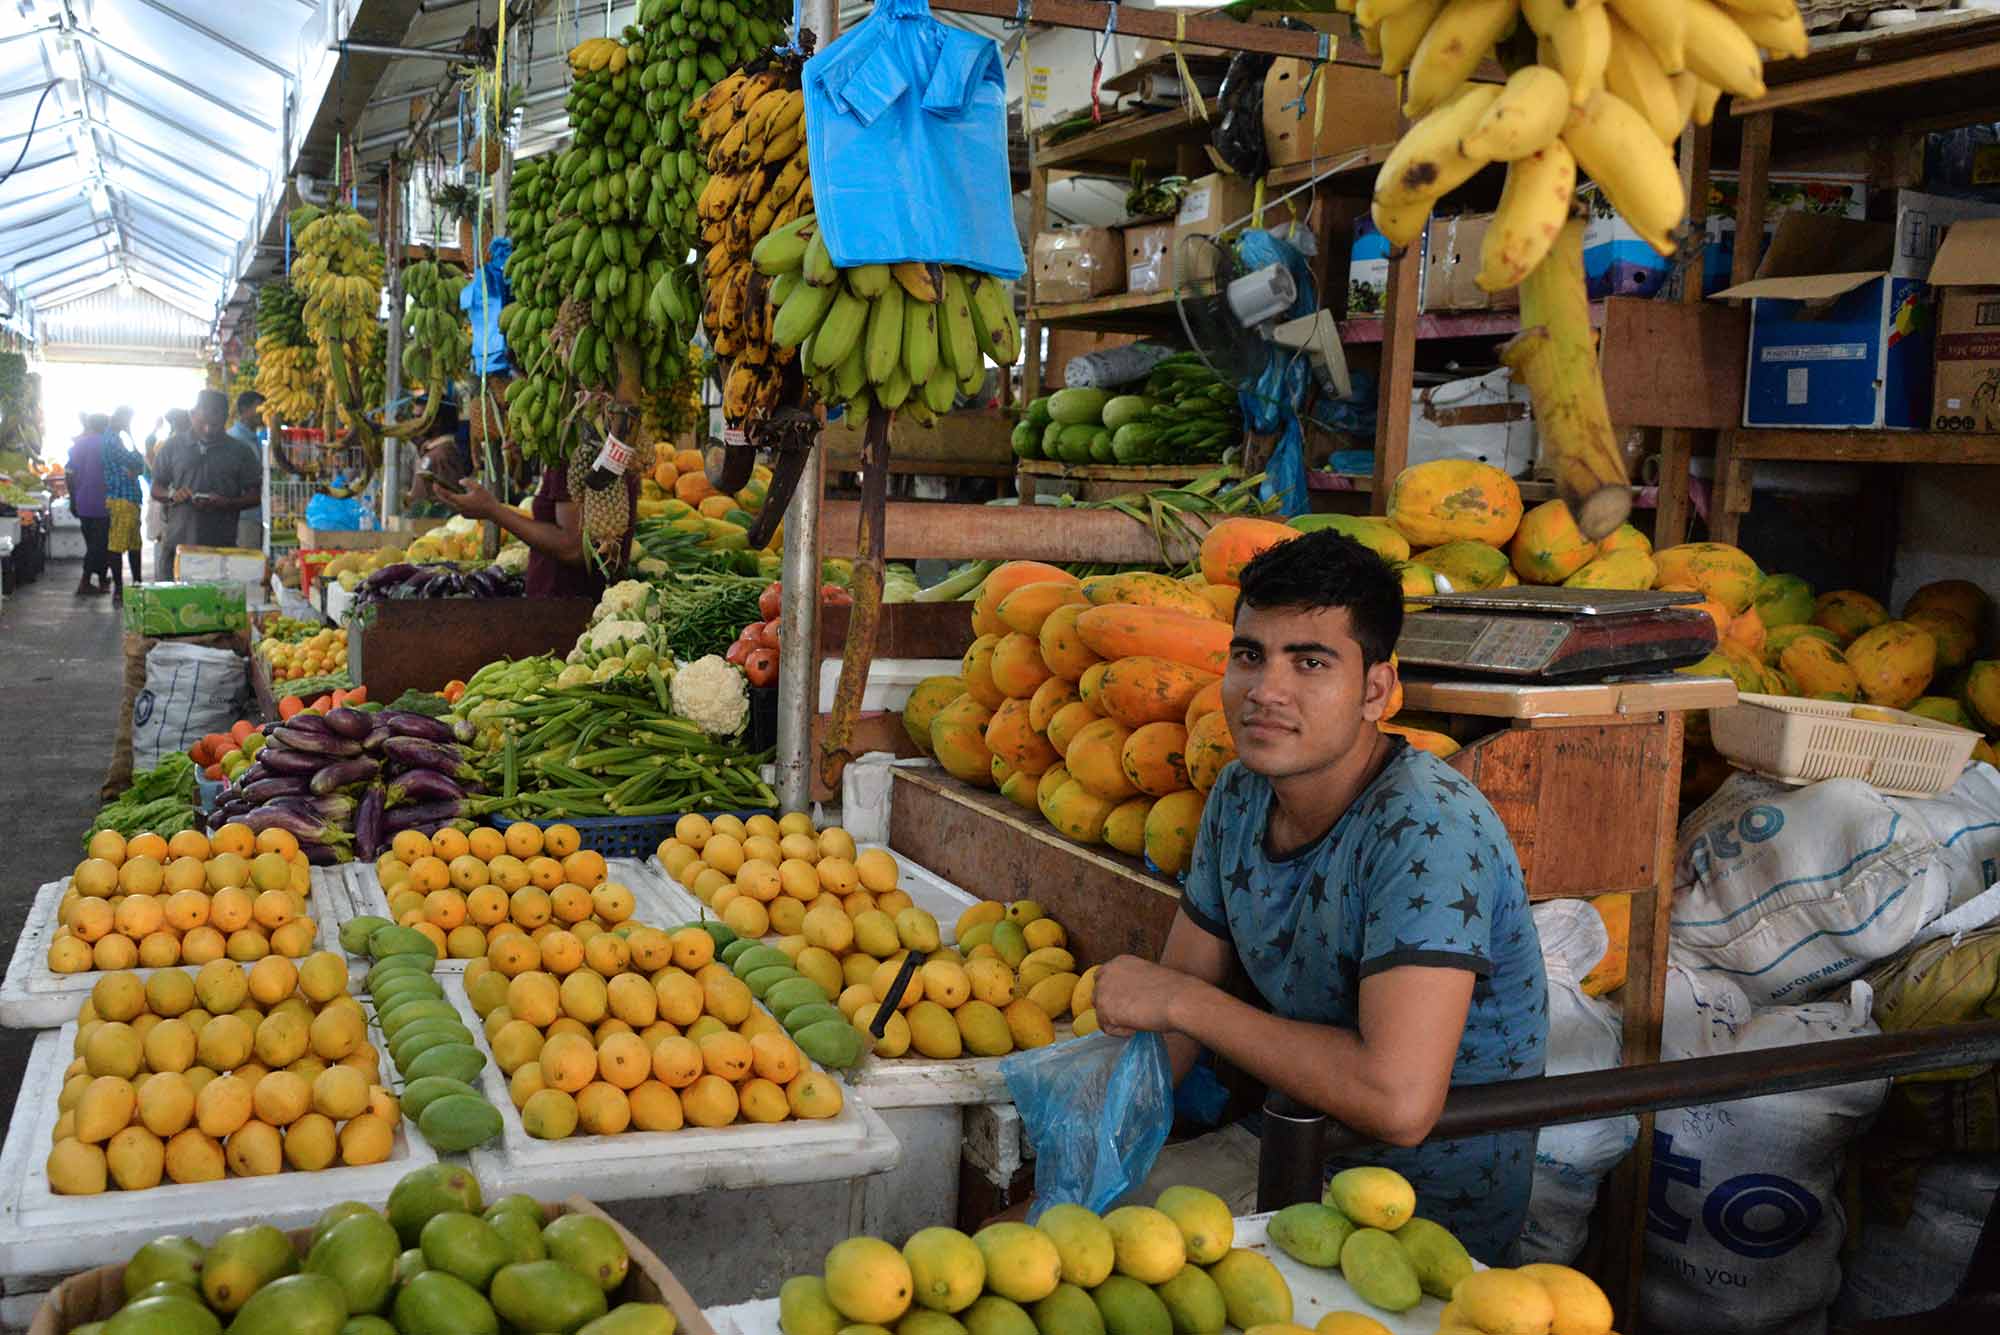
[
  {"x1": 36, "y1": 287, "x2": 211, "y2": 361},
  {"x1": 0, "y1": 0, "x2": 366, "y2": 344}
]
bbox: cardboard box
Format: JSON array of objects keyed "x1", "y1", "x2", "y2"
[
  {"x1": 1409, "y1": 368, "x2": 1535, "y2": 475},
  {"x1": 1124, "y1": 222, "x2": 1175, "y2": 295},
  {"x1": 1580, "y1": 183, "x2": 1671, "y2": 300},
  {"x1": 173, "y1": 545, "x2": 267, "y2": 591},
  {"x1": 1033, "y1": 228, "x2": 1125, "y2": 305},
  {"x1": 1712, "y1": 215, "x2": 1933, "y2": 430},
  {"x1": 1174, "y1": 172, "x2": 1264, "y2": 287},
  {"x1": 1261, "y1": 57, "x2": 1401, "y2": 170},
  {"x1": 1422, "y1": 214, "x2": 1518, "y2": 313},
  {"x1": 1347, "y1": 214, "x2": 1421, "y2": 316},
  {"x1": 122, "y1": 582, "x2": 249, "y2": 638},
  {"x1": 1692, "y1": 172, "x2": 1867, "y2": 297},
  {"x1": 1889, "y1": 188, "x2": 2000, "y2": 279},
  {"x1": 1928, "y1": 217, "x2": 2000, "y2": 432}
]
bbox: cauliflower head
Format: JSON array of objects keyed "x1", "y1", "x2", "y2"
[
  {"x1": 671, "y1": 655, "x2": 750, "y2": 738},
  {"x1": 590, "y1": 579, "x2": 652, "y2": 625},
  {"x1": 585, "y1": 618, "x2": 648, "y2": 652}
]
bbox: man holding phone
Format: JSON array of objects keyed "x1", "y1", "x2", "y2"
[{"x1": 155, "y1": 389, "x2": 261, "y2": 577}]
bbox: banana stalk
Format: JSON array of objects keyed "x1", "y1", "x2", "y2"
[
  {"x1": 1500, "y1": 219, "x2": 1631, "y2": 540},
  {"x1": 819, "y1": 403, "x2": 892, "y2": 794}
]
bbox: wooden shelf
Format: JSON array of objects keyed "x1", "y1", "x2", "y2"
[
  {"x1": 1734, "y1": 13, "x2": 2000, "y2": 121},
  {"x1": 819, "y1": 499, "x2": 1207, "y2": 564},
  {"x1": 1098, "y1": 51, "x2": 1231, "y2": 96},
  {"x1": 1028, "y1": 287, "x2": 1202, "y2": 332},
  {"x1": 1034, "y1": 106, "x2": 1211, "y2": 175},
  {"x1": 1015, "y1": 460, "x2": 1232, "y2": 481},
  {"x1": 1337, "y1": 301, "x2": 1607, "y2": 345},
  {"x1": 1265, "y1": 142, "x2": 1392, "y2": 191},
  {"x1": 1726, "y1": 429, "x2": 2000, "y2": 466}
]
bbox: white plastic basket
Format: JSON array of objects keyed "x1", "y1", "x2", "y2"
[{"x1": 1709, "y1": 693, "x2": 1981, "y2": 798}]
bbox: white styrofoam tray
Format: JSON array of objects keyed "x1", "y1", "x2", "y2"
[
  {"x1": 654, "y1": 846, "x2": 1052, "y2": 1110},
  {"x1": 339, "y1": 857, "x2": 693, "y2": 974},
  {"x1": 815, "y1": 658, "x2": 965, "y2": 714},
  {"x1": 649, "y1": 843, "x2": 981, "y2": 945},
  {"x1": 0, "y1": 869, "x2": 357, "y2": 1031},
  {"x1": 443, "y1": 973, "x2": 902, "y2": 1203},
  {"x1": 0, "y1": 1014, "x2": 438, "y2": 1277},
  {"x1": 708, "y1": 1211, "x2": 1468, "y2": 1335}
]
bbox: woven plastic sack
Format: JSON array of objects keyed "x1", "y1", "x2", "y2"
[
  {"x1": 801, "y1": 0, "x2": 1023, "y2": 277},
  {"x1": 1001, "y1": 1032, "x2": 1172, "y2": 1217}
]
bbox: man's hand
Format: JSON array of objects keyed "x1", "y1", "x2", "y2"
[
  {"x1": 436, "y1": 477, "x2": 497, "y2": 519},
  {"x1": 1093, "y1": 955, "x2": 1204, "y2": 1038},
  {"x1": 170, "y1": 487, "x2": 192, "y2": 503}
]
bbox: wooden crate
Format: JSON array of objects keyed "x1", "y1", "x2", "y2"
[
  {"x1": 818, "y1": 601, "x2": 974, "y2": 659},
  {"x1": 347, "y1": 597, "x2": 595, "y2": 699},
  {"x1": 28, "y1": 1196, "x2": 715, "y2": 1335}
]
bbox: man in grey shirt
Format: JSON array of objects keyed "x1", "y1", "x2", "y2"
[
  {"x1": 227, "y1": 390, "x2": 266, "y2": 550},
  {"x1": 157, "y1": 389, "x2": 262, "y2": 577}
]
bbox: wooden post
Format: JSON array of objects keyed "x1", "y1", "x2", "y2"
[
  {"x1": 1655, "y1": 122, "x2": 1715, "y2": 547},
  {"x1": 1709, "y1": 429, "x2": 1751, "y2": 545},
  {"x1": 1023, "y1": 162, "x2": 1049, "y2": 407},
  {"x1": 1372, "y1": 242, "x2": 1421, "y2": 514},
  {"x1": 1730, "y1": 114, "x2": 1772, "y2": 291}
]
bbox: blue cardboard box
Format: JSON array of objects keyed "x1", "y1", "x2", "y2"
[
  {"x1": 1715, "y1": 215, "x2": 1933, "y2": 429},
  {"x1": 1580, "y1": 183, "x2": 1670, "y2": 300}
]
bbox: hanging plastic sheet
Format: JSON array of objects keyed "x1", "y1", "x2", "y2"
[
  {"x1": 1235, "y1": 229, "x2": 1317, "y2": 516},
  {"x1": 462, "y1": 236, "x2": 514, "y2": 375},
  {"x1": 801, "y1": 0, "x2": 1024, "y2": 278}
]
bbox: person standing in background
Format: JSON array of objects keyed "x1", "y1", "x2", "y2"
[
  {"x1": 102, "y1": 422, "x2": 147, "y2": 601},
  {"x1": 159, "y1": 391, "x2": 260, "y2": 577},
  {"x1": 227, "y1": 390, "x2": 266, "y2": 551},
  {"x1": 146, "y1": 409, "x2": 190, "y2": 580},
  {"x1": 65, "y1": 415, "x2": 112, "y2": 596}
]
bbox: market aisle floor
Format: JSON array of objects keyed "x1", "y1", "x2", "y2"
[{"x1": 0, "y1": 559, "x2": 127, "y2": 1138}]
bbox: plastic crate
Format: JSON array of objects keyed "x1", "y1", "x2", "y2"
[{"x1": 1709, "y1": 692, "x2": 1980, "y2": 798}]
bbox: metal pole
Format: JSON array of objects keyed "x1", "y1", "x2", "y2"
[
  {"x1": 774, "y1": 0, "x2": 838, "y2": 814},
  {"x1": 382, "y1": 160, "x2": 405, "y2": 528}
]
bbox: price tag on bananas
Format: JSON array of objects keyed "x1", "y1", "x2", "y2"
[{"x1": 592, "y1": 432, "x2": 636, "y2": 477}]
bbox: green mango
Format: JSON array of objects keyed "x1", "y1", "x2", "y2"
[
  {"x1": 305, "y1": 1212, "x2": 401, "y2": 1315},
  {"x1": 489, "y1": 1260, "x2": 610, "y2": 1332}
]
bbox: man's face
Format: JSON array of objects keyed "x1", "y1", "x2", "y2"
[
  {"x1": 1223, "y1": 601, "x2": 1397, "y2": 781},
  {"x1": 237, "y1": 405, "x2": 261, "y2": 430},
  {"x1": 191, "y1": 403, "x2": 223, "y2": 441}
]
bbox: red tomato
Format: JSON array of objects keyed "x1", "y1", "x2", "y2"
[
  {"x1": 820, "y1": 583, "x2": 853, "y2": 606},
  {"x1": 757, "y1": 620, "x2": 782, "y2": 651},
  {"x1": 725, "y1": 639, "x2": 753, "y2": 666},
  {"x1": 740, "y1": 620, "x2": 766, "y2": 645},
  {"x1": 744, "y1": 647, "x2": 778, "y2": 687},
  {"x1": 758, "y1": 582, "x2": 784, "y2": 622}
]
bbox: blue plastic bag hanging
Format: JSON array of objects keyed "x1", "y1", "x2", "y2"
[
  {"x1": 802, "y1": 0, "x2": 1024, "y2": 278},
  {"x1": 462, "y1": 236, "x2": 514, "y2": 375},
  {"x1": 1234, "y1": 229, "x2": 1317, "y2": 516},
  {"x1": 1000, "y1": 1032, "x2": 1173, "y2": 1217}
]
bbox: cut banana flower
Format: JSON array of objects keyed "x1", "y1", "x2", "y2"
[
  {"x1": 1355, "y1": 0, "x2": 1805, "y2": 537},
  {"x1": 750, "y1": 212, "x2": 1021, "y2": 428}
]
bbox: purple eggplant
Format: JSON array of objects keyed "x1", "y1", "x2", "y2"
[
  {"x1": 383, "y1": 767, "x2": 466, "y2": 809},
  {"x1": 299, "y1": 840, "x2": 346, "y2": 866},
  {"x1": 271, "y1": 725, "x2": 362, "y2": 758},
  {"x1": 381, "y1": 735, "x2": 477, "y2": 781},
  {"x1": 355, "y1": 786, "x2": 387, "y2": 860},
  {"x1": 241, "y1": 805, "x2": 355, "y2": 846},
  {"x1": 278, "y1": 712, "x2": 337, "y2": 737},
  {"x1": 241, "y1": 775, "x2": 313, "y2": 804},
  {"x1": 310, "y1": 756, "x2": 382, "y2": 796},
  {"x1": 379, "y1": 711, "x2": 457, "y2": 743},
  {"x1": 367, "y1": 562, "x2": 418, "y2": 587},
  {"x1": 257, "y1": 745, "x2": 326, "y2": 776},
  {"x1": 362, "y1": 723, "x2": 394, "y2": 753},
  {"x1": 452, "y1": 718, "x2": 478, "y2": 744},
  {"x1": 323, "y1": 706, "x2": 373, "y2": 739},
  {"x1": 233, "y1": 763, "x2": 269, "y2": 787},
  {"x1": 383, "y1": 798, "x2": 466, "y2": 832}
]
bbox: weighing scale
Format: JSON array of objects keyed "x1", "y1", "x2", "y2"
[{"x1": 1394, "y1": 587, "x2": 1717, "y2": 680}]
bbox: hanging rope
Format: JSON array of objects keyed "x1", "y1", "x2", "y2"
[
  {"x1": 1172, "y1": 13, "x2": 1207, "y2": 122},
  {"x1": 1088, "y1": 0, "x2": 1118, "y2": 125}
]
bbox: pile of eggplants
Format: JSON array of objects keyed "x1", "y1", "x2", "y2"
[
  {"x1": 209, "y1": 708, "x2": 481, "y2": 861},
  {"x1": 351, "y1": 561, "x2": 522, "y2": 613}
]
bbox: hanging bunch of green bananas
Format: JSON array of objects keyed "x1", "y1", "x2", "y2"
[
  {"x1": 753, "y1": 214, "x2": 1021, "y2": 426},
  {"x1": 687, "y1": 55, "x2": 813, "y2": 425},
  {"x1": 253, "y1": 282, "x2": 318, "y2": 423},
  {"x1": 399, "y1": 260, "x2": 470, "y2": 393},
  {"x1": 290, "y1": 206, "x2": 385, "y2": 433}
]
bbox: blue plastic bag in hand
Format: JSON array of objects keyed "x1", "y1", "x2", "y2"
[
  {"x1": 801, "y1": 0, "x2": 1024, "y2": 278},
  {"x1": 1001, "y1": 1032, "x2": 1173, "y2": 1217}
]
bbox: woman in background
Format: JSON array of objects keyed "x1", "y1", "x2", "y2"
[{"x1": 103, "y1": 424, "x2": 147, "y2": 599}]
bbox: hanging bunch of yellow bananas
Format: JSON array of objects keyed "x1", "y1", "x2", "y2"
[
  {"x1": 569, "y1": 36, "x2": 630, "y2": 76},
  {"x1": 289, "y1": 205, "x2": 386, "y2": 433},
  {"x1": 253, "y1": 282, "x2": 318, "y2": 423},
  {"x1": 1358, "y1": 0, "x2": 1802, "y2": 535},
  {"x1": 751, "y1": 214, "x2": 1021, "y2": 427},
  {"x1": 686, "y1": 55, "x2": 816, "y2": 425}
]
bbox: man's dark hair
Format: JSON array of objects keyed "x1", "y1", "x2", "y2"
[
  {"x1": 1235, "y1": 527, "x2": 1405, "y2": 668},
  {"x1": 84, "y1": 413, "x2": 111, "y2": 434},
  {"x1": 234, "y1": 390, "x2": 265, "y2": 416},
  {"x1": 195, "y1": 389, "x2": 228, "y2": 416}
]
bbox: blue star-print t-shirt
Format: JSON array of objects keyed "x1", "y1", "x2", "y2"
[{"x1": 1181, "y1": 740, "x2": 1549, "y2": 1263}]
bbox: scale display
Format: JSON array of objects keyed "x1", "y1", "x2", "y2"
[{"x1": 1395, "y1": 587, "x2": 1715, "y2": 679}]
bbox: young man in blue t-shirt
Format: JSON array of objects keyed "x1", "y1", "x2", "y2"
[{"x1": 1093, "y1": 529, "x2": 1548, "y2": 1262}]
